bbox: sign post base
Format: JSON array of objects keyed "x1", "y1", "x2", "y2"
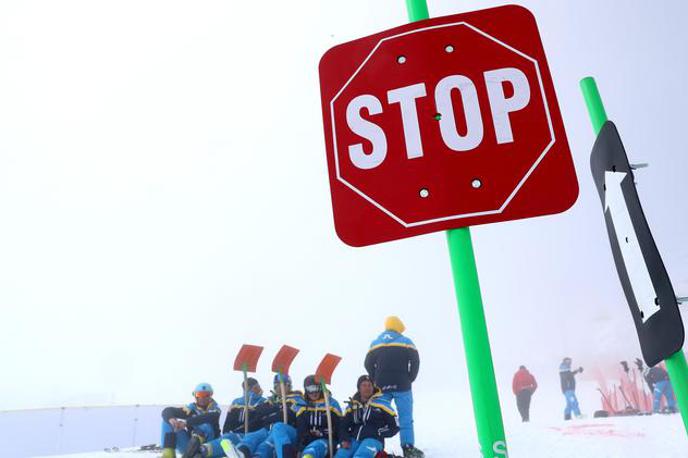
[{"x1": 665, "y1": 350, "x2": 688, "y2": 434}]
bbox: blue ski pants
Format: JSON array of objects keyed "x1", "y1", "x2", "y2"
[
  {"x1": 202, "y1": 430, "x2": 270, "y2": 458},
  {"x1": 653, "y1": 380, "x2": 677, "y2": 412},
  {"x1": 302, "y1": 438, "x2": 329, "y2": 458},
  {"x1": 335, "y1": 438, "x2": 383, "y2": 458},
  {"x1": 160, "y1": 421, "x2": 215, "y2": 453},
  {"x1": 563, "y1": 390, "x2": 581, "y2": 418},
  {"x1": 259, "y1": 422, "x2": 297, "y2": 458},
  {"x1": 381, "y1": 389, "x2": 414, "y2": 446}
]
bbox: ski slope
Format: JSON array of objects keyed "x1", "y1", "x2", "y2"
[{"x1": 45, "y1": 389, "x2": 687, "y2": 458}]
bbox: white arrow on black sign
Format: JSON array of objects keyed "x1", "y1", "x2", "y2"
[
  {"x1": 590, "y1": 120, "x2": 683, "y2": 366},
  {"x1": 604, "y1": 170, "x2": 660, "y2": 322}
]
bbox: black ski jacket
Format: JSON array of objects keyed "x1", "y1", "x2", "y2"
[
  {"x1": 364, "y1": 331, "x2": 420, "y2": 392},
  {"x1": 339, "y1": 389, "x2": 399, "y2": 446},
  {"x1": 161, "y1": 399, "x2": 222, "y2": 438},
  {"x1": 559, "y1": 367, "x2": 582, "y2": 393},
  {"x1": 246, "y1": 391, "x2": 305, "y2": 430},
  {"x1": 296, "y1": 395, "x2": 343, "y2": 448},
  {"x1": 645, "y1": 366, "x2": 669, "y2": 389},
  {"x1": 222, "y1": 392, "x2": 266, "y2": 434}
]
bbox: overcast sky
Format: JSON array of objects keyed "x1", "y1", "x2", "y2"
[{"x1": 0, "y1": 0, "x2": 686, "y2": 412}]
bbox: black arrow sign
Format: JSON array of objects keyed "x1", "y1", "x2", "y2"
[{"x1": 590, "y1": 121, "x2": 684, "y2": 366}]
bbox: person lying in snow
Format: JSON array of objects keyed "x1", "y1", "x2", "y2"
[
  {"x1": 160, "y1": 382, "x2": 222, "y2": 458},
  {"x1": 336, "y1": 375, "x2": 399, "y2": 458}
]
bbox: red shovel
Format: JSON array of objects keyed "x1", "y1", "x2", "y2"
[
  {"x1": 272, "y1": 345, "x2": 300, "y2": 422},
  {"x1": 233, "y1": 344, "x2": 264, "y2": 433}
]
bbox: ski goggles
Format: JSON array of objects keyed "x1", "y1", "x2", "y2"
[
  {"x1": 305, "y1": 384, "x2": 321, "y2": 394},
  {"x1": 194, "y1": 391, "x2": 212, "y2": 399}
]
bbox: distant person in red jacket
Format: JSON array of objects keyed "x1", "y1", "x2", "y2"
[{"x1": 512, "y1": 366, "x2": 537, "y2": 422}]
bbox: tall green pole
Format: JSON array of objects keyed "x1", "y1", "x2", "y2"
[
  {"x1": 402, "y1": 2, "x2": 508, "y2": 455},
  {"x1": 580, "y1": 76, "x2": 688, "y2": 435},
  {"x1": 447, "y1": 228, "x2": 508, "y2": 457}
]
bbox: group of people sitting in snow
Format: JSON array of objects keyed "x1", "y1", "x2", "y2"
[
  {"x1": 159, "y1": 316, "x2": 424, "y2": 458},
  {"x1": 511, "y1": 356, "x2": 677, "y2": 423}
]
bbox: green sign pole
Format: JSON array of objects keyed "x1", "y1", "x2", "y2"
[
  {"x1": 447, "y1": 228, "x2": 508, "y2": 457},
  {"x1": 402, "y1": 2, "x2": 508, "y2": 456},
  {"x1": 580, "y1": 76, "x2": 688, "y2": 435}
]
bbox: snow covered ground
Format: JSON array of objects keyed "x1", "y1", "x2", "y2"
[
  {"x1": 42, "y1": 388, "x2": 688, "y2": 458},
  {"x1": 48, "y1": 415, "x2": 686, "y2": 458}
]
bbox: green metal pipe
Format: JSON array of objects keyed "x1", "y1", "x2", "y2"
[
  {"x1": 580, "y1": 76, "x2": 608, "y2": 135},
  {"x1": 405, "y1": 0, "x2": 429, "y2": 22},
  {"x1": 580, "y1": 75, "x2": 688, "y2": 435},
  {"x1": 447, "y1": 228, "x2": 507, "y2": 457},
  {"x1": 666, "y1": 351, "x2": 688, "y2": 434}
]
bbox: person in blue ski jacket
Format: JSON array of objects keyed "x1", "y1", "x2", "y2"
[
  {"x1": 364, "y1": 316, "x2": 422, "y2": 458},
  {"x1": 297, "y1": 375, "x2": 343, "y2": 458},
  {"x1": 559, "y1": 357, "x2": 583, "y2": 420},
  {"x1": 645, "y1": 364, "x2": 677, "y2": 413},
  {"x1": 336, "y1": 375, "x2": 399, "y2": 458},
  {"x1": 219, "y1": 373, "x2": 305, "y2": 458},
  {"x1": 195, "y1": 378, "x2": 267, "y2": 458},
  {"x1": 222, "y1": 378, "x2": 267, "y2": 436},
  {"x1": 160, "y1": 382, "x2": 222, "y2": 458}
]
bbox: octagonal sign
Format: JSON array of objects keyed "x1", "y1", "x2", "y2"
[{"x1": 319, "y1": 5, "x2": 578, "y2": 247}]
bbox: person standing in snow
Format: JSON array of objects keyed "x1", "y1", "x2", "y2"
[
  {"x1": 364, "y1": 316, "x2": 422, "y2": 458},
  {"x1": 336, "y1": 375, "x2": 399, "y2": 458},
  {"x1": 644, "y1": 364, "x2": 677, "y2": 413},
  {"x1": 559, "y1": 357, "x2": 583, "y2": 420},
  {"x1": 160, "y1": 382, "x2": 222, "y2": 458},
  {"x1": 512, "y1": 366, "x2": 537, "y2": 422}
]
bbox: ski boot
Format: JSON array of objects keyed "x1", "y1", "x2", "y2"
[
  {"x1": 181, "y1": 433, "x2": 204, "y2": 458},
  {"x1": 220, "y1": 439, "x2": 248, "y2": 458},
  {"x1": 281, "y1": 444, "x2": 297, "y2": 458},
  {"x1": 161, "y1": 448, "x2": 176, "y2": 458},
  {"x1": 402, "y1": 445, "x2": 425, "y2": 458}
]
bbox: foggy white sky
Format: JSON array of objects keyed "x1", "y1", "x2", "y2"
[{"x1": 0, "y1": 0, "x2": 686, "y2": 412}]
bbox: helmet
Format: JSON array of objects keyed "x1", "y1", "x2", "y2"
[
  {"x1": 193, "y1": 382, "x2": 214, "y2": 398},
  {"x1": 274, "y1": 373, "x2": 292, "y2": 386},
  {"x1": 303, "y1": 375, "x2": 322, "y2": 395}
]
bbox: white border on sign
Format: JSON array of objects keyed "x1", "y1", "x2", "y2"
[{"x1": 329, "y1": 21, "x2": 556, "y2": 228}]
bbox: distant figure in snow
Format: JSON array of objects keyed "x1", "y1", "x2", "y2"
[
  {"x1": 512, "y1": 366, "x2": 537, "y2": 422},
  {"x1": 365, "y1": 316, "x2": 423, "y2": 458},
  {"x1": 160, "y1": 382, "x2": 221, "y2": 458},
  {"x1": 559, "y1": 357, "x2": 584, "y2": 420},
  {"x1": 644, "y1": 364, "x2": 677, "y2": 414}
]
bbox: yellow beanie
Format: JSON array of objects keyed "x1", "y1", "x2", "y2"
[{"x1": 384, "y1": 316, "x2": 405, "y2": 333}]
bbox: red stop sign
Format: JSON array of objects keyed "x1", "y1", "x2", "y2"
[{"x1": 319, "y1": 6, "x2": 578, "y2": 247}]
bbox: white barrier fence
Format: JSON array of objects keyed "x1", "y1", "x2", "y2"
[{"x1": 0, "y1": 405, "x2": 165, "y2": 457}]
